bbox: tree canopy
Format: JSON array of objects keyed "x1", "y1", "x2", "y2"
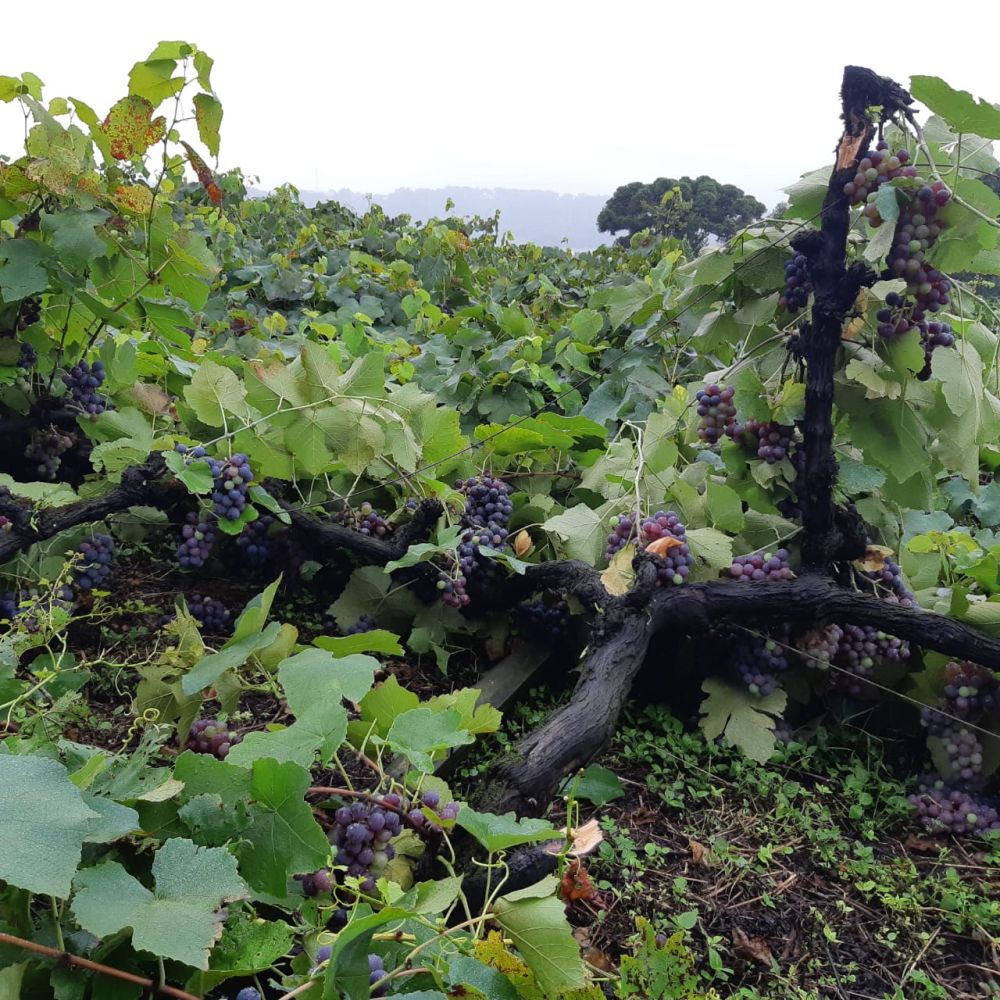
[{"x1": 597, "y1": 174, "x2": 766, "y2": 250}]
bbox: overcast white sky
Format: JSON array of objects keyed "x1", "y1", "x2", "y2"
[{"x1": 2, "y1": 1, "x2": 998, "y2": 207}]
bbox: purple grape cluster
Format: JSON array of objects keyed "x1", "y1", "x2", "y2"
[
  {"x1": 909, "y1": 777, "x2": 1000, "y2": 836},
  {"x1": 728, "y1": 548, "x2": 793, "y2": 582},
  {"x1": 941, "y1": 726, "x2": 984, "y2": 784},
  {"x1": 831, "y1": 624, "x2": 879, "y2": 695},
  {"x1": 62, "y1": 359, "x2": 108, "y2": 416},
  {"x1": 296, "y1": 869, "x2": 334, "y2": 897},
  {"x1": 25, "y1": 425, "x2": 75, "y2": 480},
  {"x1": 779, "y1": 253, "x2": 811, "y2": 313},
  {"x1": 858, "y1": 558, "x2": 917, "y2": 608},
  {"x1": 407, "y1": 788, "x2": 461, "y2": 831},
  {"x1": 436, "y1": 571, "x2": 470, "y2": 608},
  {"x1": 17, "y1": 342, "x2": 37, "y2": 370},
  {"x1": 235, "y1": 989, "x2": 261, "y2": 1000},
  {"x1": 605, "y1": 512, "x2": 637, "y2": 563},
  {"x1": 177, "y1": 511, "x2": 217, "y2": 569},
  {"x1": 942, "y1": 661, "x2": 998, "y2": 719},
  {"x1": 795, "y1": 623, "x2": 844, "y2": 669},
  {"x1": 458, "y1": 475, "x2": 514, "y2": 536},
  {"x1": 432, "y1": 475, "x2": 514, "y2": 608},
  {"x1": 695, "y1": 384, "x2": 737, "y2": 446},
  {"x1": 186, "y1": 717, "x2": 242, "y2": 759},
  {"x1": 367, "y1": 954, "x2": 388, "y2": 997},
  {"x1": 844, "y1": 143, "x2": 915, "y2": 205},
  {"x1": 754, "y1": 422, "x2": 794, "y2": 464},
  {"x1": 345, "y1": 614, "x2": 376, "y2": 635},
  {"x1": 726, "y1": 419, "x2": 795, "y2": 464},
  {"x1": 331, "y1": 798, "x2": 403, "y2": 894},
  {"x1": 187, "y1": 594, "x2": 232, "y2": 634},
  {"x1": 73, "y1": 533, "x2": 115, "y2": 591},
  {"x1": 235, "y1": 514, "x2": 274, "y2": 565},
  {"x1": 358, "y1": 502, "x2": 390, "y2": 538},
  {"x1": 640, "y1": 511, "x2": 693, "y2": 586},
  {"x1": 733, "y1": 634, "x2": 790, "y2": 697},
  {"x1": 516, "y1": 598, "x2": 570, "y2": 639},
  {"x1": 209, "y1": 453, "x2": 253, "y2": 522},
  {"x1": 853, "y1": 144, "x2": 957, "y2": 373}
]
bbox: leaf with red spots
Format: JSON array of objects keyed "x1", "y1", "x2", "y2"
[{"x1": 100, "y1": 96, "x2": 166, "y2": 160}]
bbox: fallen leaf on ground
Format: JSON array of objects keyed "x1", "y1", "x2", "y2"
[{"x1": 732, "y1": 927, "x2": 773, "y2": 966}]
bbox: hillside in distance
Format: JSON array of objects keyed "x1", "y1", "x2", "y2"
[{"x1": 260, "y1": 186, "x2": 613, "y2": 250}]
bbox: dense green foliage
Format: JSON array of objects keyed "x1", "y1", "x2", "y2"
[
  {"x1": 597, "y1": 176, "x2": 766, "y2": 251},
  {"x1": 1, "y1": 42, "x2": 1000, "y2": 999}
]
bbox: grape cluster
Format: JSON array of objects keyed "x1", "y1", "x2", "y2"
[
  {"x1": 796, "y1": 624, "x2": 844, "y2": 669},
  {"x1": 25, "y1": 425, "x2": 75, "y2": 480},
  {"x1": 210, "y1": 453, "x2": 253, "y2": 522},
  {"x1": 330, "y1": 798, "x2": 403, "y2": 894},
  {"x1": 345, "y1": 614, "x2": 375, "y2": 635},
  {"x1": 407, "y1": 788, "x2": 461, "y2": 830},
  {"x1": 516, "y1": 598, "x2": 571, "y2": 639},
  {"x1": 459, "y1": 475, "x2": 514, "y2": 535},
  {"x1": 235, "y1": 989, "x2": 261, "y2": 1000},
  {"x1": 17, "y1": 342, "x2": 36, "y2": 370},
  {"x1": 858, "y1": 558, "x2": 917, "y2": 608},
  {"x1": 851, "y1": 143, "x2": 957, "y2": 372},
  {"x1": 733, "y1": 633, "x2": 790, "y2": 697},
  {"x1": 434, "y1": 475, "x2": 515, "y2": 608},
  {"x1": 367, "y1": 954, "x2": 389, "y2": 997},
  {"x1": 779, "y1": 253, "x2": 811, "y2": 313},
  {"x1": 831, "y1": 624, "x2": 879, "y2": 695},
  {"x1": 641, "y1": 511, "x2": 693, "y2": 586},
  {"x1": 605, "y1": 512, "x2": 637, "y2": 563},
  {"x1": 187, "y1": 594, "x2": 232, "y2": 634},
  {"x1": 358, "y1": 502, "x2": 390, "y2": 538},
  {"x1": 908, "y1": 777, "x2": 1000, "y2": 836},
  {"x1": 942, "y1": 661, "x2": 998, "y2": 720},
  {"x1": 726, "y1": 419, "x2": 794, "y2": 464},
  {"x1": 235, "y1": 514, "x2": 274, "y2": 566},
  {"x1": 728, "y1": 548, "x2": 793, "y2": 582},
  {"x1": 941, "y1": 726, "x2": 983, "y2": 784},
  {"x1": 73, "y1": 533, "x2": 115, "y2": 591},
  {"x1": 177, "y1": 511, "x2": 217, "y2": 569},
  {"x1": 62, "y1": 360, "x2": 108, "y2": 416},
  {"x1": 17, "y1": 296, "x2": 41, "y2": 329},
  {"x1": 186, "y1": 718, "x2": 242, "y2": 759},
  {"x1": 695, "y1": 384, "x2": 738, "y2": 446}
]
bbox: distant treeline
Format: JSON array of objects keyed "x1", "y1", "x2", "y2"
[{"x1": 250, "y1": 186, "x2": 612, "y2": 250}]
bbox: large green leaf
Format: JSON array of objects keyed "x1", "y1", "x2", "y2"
[
  {"x1": 0, "y1": 756, "x2": 101, "y2": 898},
  {"x1": 698, "y1": 678, "x2": 786, "y2": 763},
  {"x1": 492, "y1": 894, "x2": 586, "y2": 995},
  {"x1": 236, "y1": 759, "x2": 329, "y2": 897},
  {"x1": 910, "y1": 76, "x2": 1000, "y2": 139},
  {"x1": 71, "y1": 838, "x2": 247, "y2": 969},
  {"x1": 456, "y1": 807, "x2": 560, "y2": 852}
]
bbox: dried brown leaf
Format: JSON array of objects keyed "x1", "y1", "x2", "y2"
[{"x1": 732, "y1": 926, "x2": 773, "y2": 966}]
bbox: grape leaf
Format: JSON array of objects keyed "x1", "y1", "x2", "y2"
[
  {"x1": 910, "y1": 76, "x2": 1000, "y2": 140},
  {"x1": 382, "y1": 708, "x2": 475, "y2": 772},
  {"x1": 0, "y1": 756, "x2": 101, "y2": 897},
  {"x1": 72, "y1": 838, "x2": 247, "y2": 969},
  {"x1": 457, "y1": 807, "x2": 560, "y2": 852},
  {"x1": 492, "y1": 894, "x2": 586, "y2": 995},
  {"x1": 560, "y1": 765, "x2": 625, "y2": 806},
  {"x1": 699, "y1": 678, "x2": 786, "y2": 763},
  {"x1": 235, "y1": 759, "x2": 329, "y2": 897}
]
